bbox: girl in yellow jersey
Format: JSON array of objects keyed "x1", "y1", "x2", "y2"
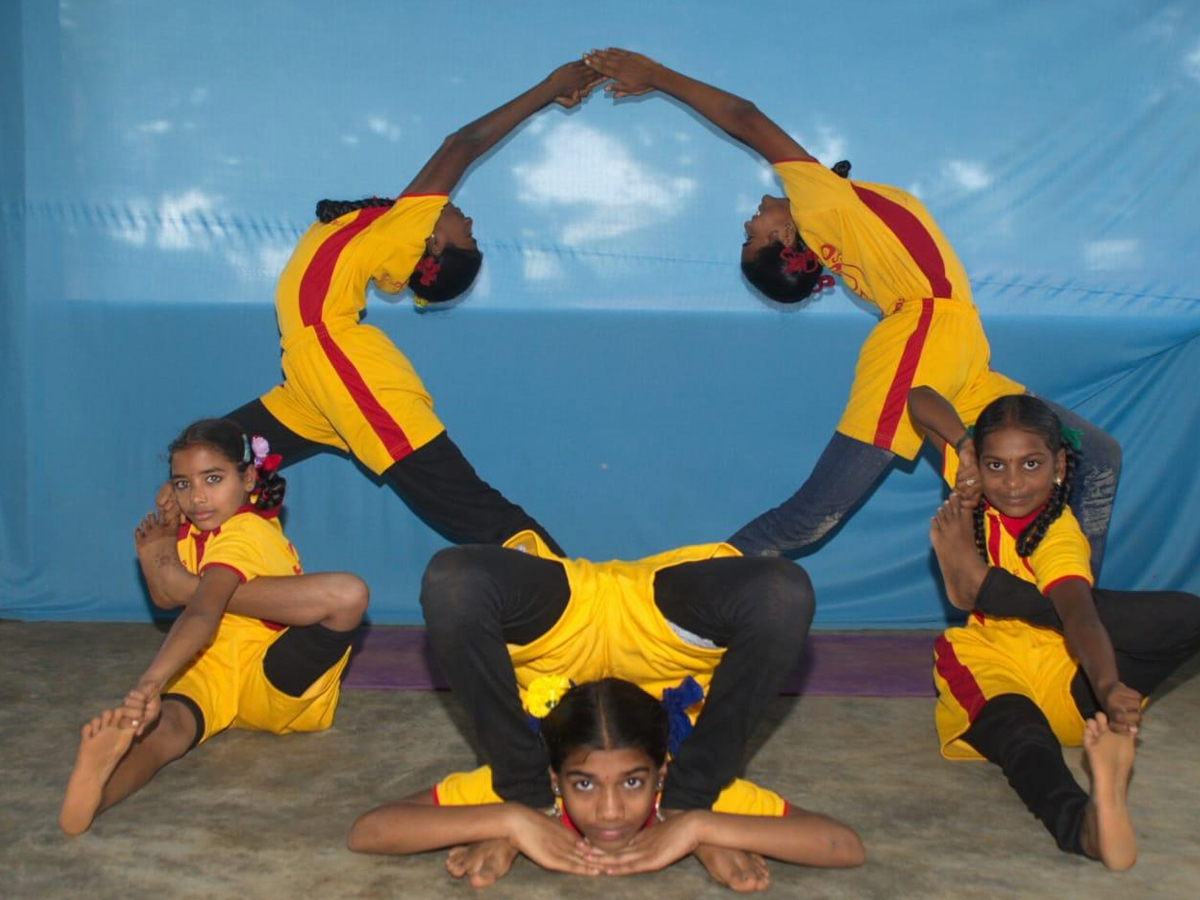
[
  {"x1": 222, "y1": 61, "x2": 604, "y2": 556},
  {"x1": 907, "y1": 390, "x2": 1200, "y2": 870},
  {"x1": 581, "y1": 49, "x2": 1121, "y2": 570},
  {"x1": 410, "y1": 535, "x2": 826, "y2": 887},
  {"x1": 349, "y1": 678, "x2": 863, "y2": 889},
  {"x1": 60, "y1": 419, "x2": 367, "y2": 835}
]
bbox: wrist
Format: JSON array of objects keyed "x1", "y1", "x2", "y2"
[{"x1": 953, "y1": 433, "x2": 972, "y2": 453}]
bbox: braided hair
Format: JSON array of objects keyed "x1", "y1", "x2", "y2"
[
  {"x1": 969, "y1": 395, "x2": 1076, "y2": 562},
  {"x1": 168, "y1": 418, "x2": 287, "y2": 513},
  {"x1": 740, "y1": 159, "x2": 852, "y2": 304},
  {"x1": 540, "y1": 678, "x2": 669, "y2": 773},
  {"x1": 315, "y1": 197, "x2": 394, "y2": 223}
]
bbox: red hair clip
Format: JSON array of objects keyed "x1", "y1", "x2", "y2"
[
  {"x1": 414, "y1": 255, "x2": 441, "y2": 286},
  {"x1": 779, "y1": 246, "x2": 819, "y2": 275}
]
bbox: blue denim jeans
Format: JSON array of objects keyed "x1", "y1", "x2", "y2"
[{"x1": 728, "y1": 402, "x2": 1121, "y2": 574}]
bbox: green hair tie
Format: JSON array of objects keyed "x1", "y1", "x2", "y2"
[{"x1": 1061, "y1": 427, "x2": 1083, "y2": 452}]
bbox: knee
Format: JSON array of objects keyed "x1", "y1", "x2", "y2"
[
  {"x1": 742, "y1": 558, "x2": 816, "y2": 642},
  {"x1": 331, "y1": 573, "x2": 369, "y2": 624},
  {"x1": 420, "y1": 547, "x2": 492, "y2": 631}
]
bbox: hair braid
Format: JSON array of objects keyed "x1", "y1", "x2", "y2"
[
  {"x1": 1016, "y1": 446, "x2": 1077, "y2": 557},
  {"x1": 252, "y1": 469, "x2": 287, "y2": 512},
  {"x1": 972, "y1": 503, "x2": 989, "y2": 564},
  {"x1": 315, "y1": 196, "x2": 394, "y2": 224}
]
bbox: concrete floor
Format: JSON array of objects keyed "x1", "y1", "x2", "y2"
[{"x1": 4, "y1": 621, "x2": 1199, "y2": 900}]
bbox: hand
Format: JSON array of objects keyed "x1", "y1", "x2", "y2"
[
  {"x1": 120, "y1": 679, "x2": 163, "y2": 736},
  {"x1": 445, "y1": 839, "x2": 520, "y2": 888},
  {"x1": 953, "y1": 439, "x2": 982, "y2": 509},
  {"x1": 504, "y1": 806, "x2": 602, "y2": 876},
  {"x1": 583, "y1": 48, "x2": 661, "y2": 98},
  {"x1": 154, "y1": 481, "x2": 183, "y2": 527},
  {"x1": 1100, "y1": 682, "x2": 1143, "y2": 734},
  {"x1": 589, "y1": 811, "x2": 701, "y2": 875},
  {"x1": 547, "y1": 60, "x2": 605, "y2": 109}
]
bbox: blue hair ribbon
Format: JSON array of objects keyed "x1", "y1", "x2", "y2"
[{"x1": 661, "y1": 676, "x2": 705, "y2": 756}]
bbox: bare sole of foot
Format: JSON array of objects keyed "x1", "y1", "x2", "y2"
[
  {"x1": 929, "y1": 494, "x2": 987, "y2": 610},
  {"x1": 1082, "y1": 712, "x2": 1137, "y2": 871},
  {"x1": 59, "y1": 707, "x2": 136, "y2": 835}
]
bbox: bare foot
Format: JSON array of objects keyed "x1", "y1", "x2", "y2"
[
  {"x1": 694, "y1": 846, "x2": 770, "y2": 892},
  {"x1": 1080, "y1": 712, "x2": 1137, "y2": 871},
  {"x1": 930, "y1": 494, "x2": 987, "y2": 610},
  {"x1": 446, "y1": 839, "x2": 519, "y2": 888},
  {"x1": 59, "y1": 708, "x2": 136, "y2": 835}
]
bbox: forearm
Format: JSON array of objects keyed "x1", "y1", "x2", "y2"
[
  {"x1": 348, "y1": 801, "x2": 516, "y2": 855},
  {"x1": 691, "y1": 810, "x2": 865, "y2": 868},
  {"x1": 907, "y1": 386, "x2": 968, "y2": 450},
  {"x1": 1060, "y1": 610, "x2": 1121, "y2": 696},
  {"x1": 138, "y1": 551, "x2": 199, "y2": 609},
  {"x1": 644, "y1": 65, "x2": 809, "y2": 159}
]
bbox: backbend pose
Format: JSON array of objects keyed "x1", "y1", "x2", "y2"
[
  {"x1": 59, "y1": 419, "x2": 368, "y2": 835},
  {"x1": 221, "y1": 61, "x2": 603, "y2": 557},
  {"x1": 349, "y1": 678, "x2": 863, "y2": 889},
  {"x1": 404, "y1": 532, "x2": 831, "y2": 888},
  {"x1": 907, "y1": 391, "x2": 1200, "y2": 869},
  {"x1": 581, "y1": 49, "x2": 1121, "y2": 569}
]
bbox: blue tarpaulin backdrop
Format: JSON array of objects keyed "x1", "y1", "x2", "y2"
[{"x1": 3, "y1": 1, "x2": 1198, "y2": 625}]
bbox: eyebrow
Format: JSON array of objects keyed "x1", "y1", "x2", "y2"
[{"x1": 564, "y1": 766, "x2": 652, "y2": 778}]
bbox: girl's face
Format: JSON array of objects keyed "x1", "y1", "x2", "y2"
[
  {"x1": 978, "y1": 426, "x2": 1066, "y2": 518},
  {"x1": 430, "y1": 203, "x2": 477, "y2": 253},
  {"x1": 170, "y1": 445, "x2": 256, "y2": 532},
  {"x1": 741, "y1": 194, "x2": 794, "y2": 263},
  {"x1": 550, "y1": 746, "x2": 666, "y2": 852}
]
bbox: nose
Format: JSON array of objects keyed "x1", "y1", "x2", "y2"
[{"x1": 597, "y1": 788, "x2": 623, "y2": 823}]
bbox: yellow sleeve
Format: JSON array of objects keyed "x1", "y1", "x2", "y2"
[
  {"x1": 434, "y1": 766, "x2": 503, "y2": 806},
  {"x1": 1029, "y1": 510, "x2": 1094, "y2": 594},
  {"x1": 199, "y1": 514, "x2": 301, "y2": 582},
  {"x1": 359, "y1": 194, "x2": 449, "y2": 288},
  {"x1": 711, "y1": 778, "x2": 788, "y2": 817}
]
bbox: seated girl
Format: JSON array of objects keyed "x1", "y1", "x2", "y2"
[
  {"x1": 59, "y1": 419, "x2": 368, "y2": 835},
  {"x1": 349, "y1": 678, "x2": 863, "y2": 889},
  {"x1": 907, "y1": 389, "x2": 1200, "y2": 870}
]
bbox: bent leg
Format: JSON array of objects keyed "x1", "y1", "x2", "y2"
[
  {"x1": 385, "y1": 432, "x2": 565, "y2": 555},
  {"x1": 1038, "y1": 398, "x2": 1121, "y2": 574},
  {"x1": 225, "y1": 398, "x2": 326, "y2": 468},
  {"x1": 727, "y1": 433, "x2": 893, "y2": 557},
  {"x1": 961, "y1": 694, "x2": 1088, "y2": 855},
  {"x1": 655, "y1": 556, "x2": 815, "y2": 810},
  {"x1": 228, "y1": 572, "x2": 368, "y2": 633},
  {"x1": 420, "y1": 545, "x2": 569, "y2": 807}
]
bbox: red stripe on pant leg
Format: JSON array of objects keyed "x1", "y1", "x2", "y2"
[
  {"x1": 314, "y1": 323, "x2": 413, "y2": 463},
  {"x1": 872, "y1": 297, "x2": 935, "y2": 449},
  {"x1": 934, "y1": 634, "x2": 987, "y2": 723}
]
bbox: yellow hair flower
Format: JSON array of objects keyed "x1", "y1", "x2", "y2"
[{"x1": 523, "y1": 675, "x2": 574, "y2": 719}]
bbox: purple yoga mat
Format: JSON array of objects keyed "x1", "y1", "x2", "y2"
[{"x1": 342, "y1": 627, "x2": 936, "y2": 697}]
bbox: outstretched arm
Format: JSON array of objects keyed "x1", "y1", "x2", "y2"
[
  {"x1": 595, "y1": 806, "x2": 865, "y2": 875},
  {"x1": 403, "y1": 61, "x2": 603, "y2": 195},
  {"x1": 583, "y1": 48, "x2": 812, "y2": 163},
  {"x1": 122, "y1": 565, "x2": 241, "y2": 731},
  {"x1": 348, "y1": 791, "x2": 602, "y2": 877},
  {"x1": 908, "y1": 386, "x2": 981, "y2": 507},
  {"x1": 1045, "y1": 579, "x2": 1141, "y2": 734}
]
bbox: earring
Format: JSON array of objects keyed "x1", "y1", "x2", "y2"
[
  {"x1": 552, "y1": 784, "x2": 560, "y2": 796},
  {"x1": 1054, "y1": 477, "x2": 1063, "y2": 486}
]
